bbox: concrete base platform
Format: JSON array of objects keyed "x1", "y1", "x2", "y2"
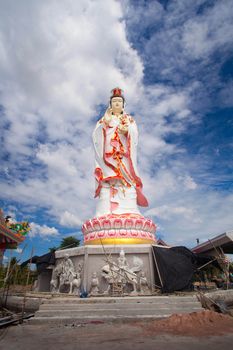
[{"x1": 38, "y1": 244, "x2": 158, "y2": 295}]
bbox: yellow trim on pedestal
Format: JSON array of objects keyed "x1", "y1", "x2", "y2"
[{"x1": 85, "y1": 237, "x2": 156, "y2": 245}]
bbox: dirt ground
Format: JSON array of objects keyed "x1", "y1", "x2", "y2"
[
  {"x1": 136, "y1": 310, "x2": 233, "y2": 337},
  {"x1": 1, "y1": 311, "x2": 233, "y2": 350}
]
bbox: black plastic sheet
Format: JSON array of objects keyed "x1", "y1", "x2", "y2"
[
  {"x1": 21, "y1": 251, "x2": 55, "y2": 273},
  {"x1": 152, "y1": 246, "x2": 220, "y2": 293}
]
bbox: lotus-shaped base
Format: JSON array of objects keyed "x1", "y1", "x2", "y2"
[{"x1": 82, "y1": 213, "x2": 156, "y2": 245}]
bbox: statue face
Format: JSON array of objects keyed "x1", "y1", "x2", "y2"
[
  {"x1": 119, "y1": 249, "x2": 125, "y2": 257},
  {"x1": 111, "y1": 97, "x2": 124, "y2": 113}
]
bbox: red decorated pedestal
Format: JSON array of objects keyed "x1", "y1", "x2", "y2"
[{"x1": 82, "y1": 213, "x2": 156, "y2": 245}]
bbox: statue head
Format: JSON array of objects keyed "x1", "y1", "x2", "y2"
[
  {"x1": 110, "y1": 87, "x2": 125, "y2": 114},
  {"x1": 119, "y1": 249, "x2": 125, "y2": 258},
  {"x1": 64, "y1": 253, "x2": 69, "y2": 260}
]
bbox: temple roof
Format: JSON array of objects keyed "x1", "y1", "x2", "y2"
[
  {"x1": 191, "y1": 230, "x2": 233, "y2": 255},
  {"x1": 0, "y1": 209, "x2": 24, "y2": 249}
]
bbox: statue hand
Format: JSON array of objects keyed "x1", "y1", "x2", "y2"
[
  {"x1": 118, "y1": 124, "x2": 128, "y2": 134},
  {"x1": 118, "y1": 115, "x2": 130, "y2": 134},
  {"x1": 104, "y1": 107, "x2": 112, "y2": 125}
]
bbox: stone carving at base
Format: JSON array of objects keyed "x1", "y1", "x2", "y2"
[
  {"x1": 101, "y1": 249, "x2": 145, "y2": 296},
  {"x1": 50, "y1": 254, "x2": 83, "y2": 295},
  {"x1": 139, "y1": 271, "x2": 151, "y2": 295},
  {"x1": 32, "y1": 279, "x2": 39, "y2": 292},
  {"x1": 89, "y1": 272, "x2": 100, "y2": 296}
]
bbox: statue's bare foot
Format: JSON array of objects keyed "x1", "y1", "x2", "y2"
[{"x1": 130, "y1": 290, "x2": 139, "y2": 296}]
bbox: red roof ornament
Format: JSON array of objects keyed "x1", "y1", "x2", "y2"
[{"x1": 111, "y1": 87, "x2": 124, "y2": 98}]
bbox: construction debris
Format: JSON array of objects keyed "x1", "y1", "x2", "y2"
[{"x1": 197, "y1": 289, "x2": 233, "y2": 316}]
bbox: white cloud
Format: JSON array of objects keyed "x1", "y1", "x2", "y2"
[
  {"x1": 183, "y1": 176, "x2": 198, "y2": 190},
  {"x1": 124, "y1": 0, "x2": 233, "y2": 113},
  {"x1": 0, "y1": 0, "x2": 143, "y2": 225},
  {"x1": 145, "y1": 205, "x2": 198, "y2": 221},
  {"x1": 0, "y1": 1, "x2": 232, "y2": 249},
  {"x1": 0, "y1": 0, "x2": 143, "y2": 154},
  {"x1": 182, "y1": 0, "x2": 233, "y2": 59},
  {"x1": 59, "y1": 211, "x2": 82, "y2": 227},
  {"x1": 219, "y1": 81, "x2": 233, "y2": 107},
  {"x1": 36, "y1": 143, "x2": 84, "y2": 178},
  {"x1": 29, "y1": 222, "x2": 59, "y2": 238},
  {"x1": 145, "y1": 190, "x2": 233, "y2": 247}
]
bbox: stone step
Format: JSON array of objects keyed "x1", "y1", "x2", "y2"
[
  {"x1": 42, "y1": 296, "x2": 198, "y2": 304},
  {"x1": 39, "y1": 301, "x2": 201, "y2": 310},
  {"x1": 30, "y1": 308, "x2": 203, "y2": 325},
  {"x1": 35, "y1": 306, "x2": 202, "y2": 318},
  {"x1": 29, "y1": 295, "x2": 203, "y2": 325},
  {"x1": 29, "y1": 315, "x2": 174, "y2": 325}
]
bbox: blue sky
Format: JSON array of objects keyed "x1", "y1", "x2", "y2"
[{"x1": 0, "y1": 0, "x2": 232, "y2": 263}]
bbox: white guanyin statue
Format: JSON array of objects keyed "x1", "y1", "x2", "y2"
[
  {"x1": 82, "y1": 88, "x2": 156, "y2": 245},
  {"x1": 93, "y1": 87, "x2": 148, "y2": 216}
]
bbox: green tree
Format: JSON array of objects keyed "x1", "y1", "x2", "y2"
[
  {"x1": 49, "y1": 246, "x2": 57, "y2": 252},
  {"x1": 0, "y1": 256, "x2": 37, "y2": 288},
  {"x1": 59, "y1": 236, "x2": 80, "y2": 250}
]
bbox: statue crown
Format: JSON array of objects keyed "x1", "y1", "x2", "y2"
[{"x1": 111, "y1": 87, "x2": 124, "y2": 98}]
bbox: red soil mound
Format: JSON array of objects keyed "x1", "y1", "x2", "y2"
[{"x1": 137, "y1": 310, "x2": 233, "y2": 337}]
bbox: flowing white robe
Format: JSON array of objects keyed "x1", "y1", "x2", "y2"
[{"x1": 92, "y1": 113, "x2": 148, "y2": 217}]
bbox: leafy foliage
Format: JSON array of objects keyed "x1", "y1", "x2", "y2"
[
  {"x1": 49, "y1": 236, "x2": 81, "y2": 252},
  {"x1": 59, "y1": 236, "x2": 80, "y2": 249},
  {"x1": 0, "y1": 257, "x2": 37, "y2": 288}
]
